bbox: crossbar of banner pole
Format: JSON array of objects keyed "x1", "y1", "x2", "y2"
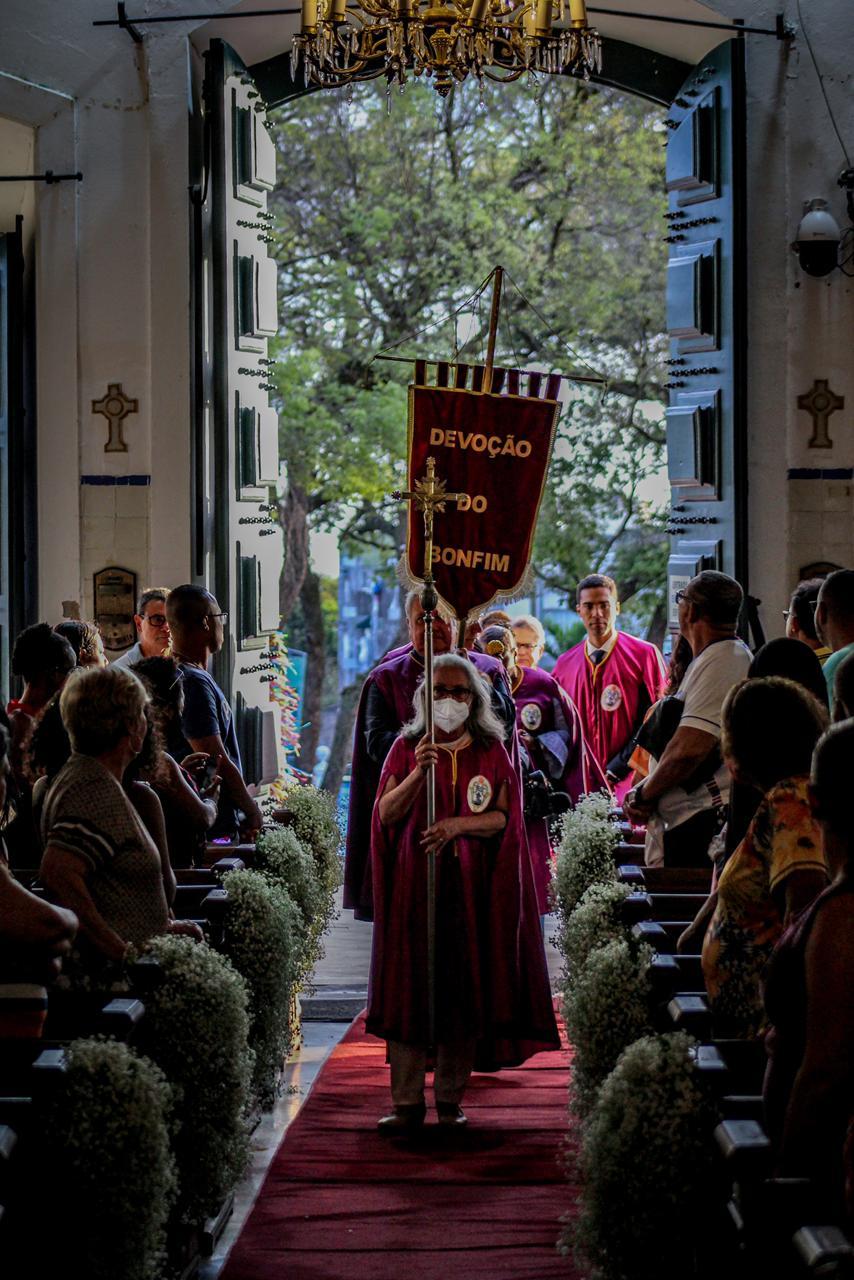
[{"x1": 372, "y1": 352, "x2": 606, "y2": 387}]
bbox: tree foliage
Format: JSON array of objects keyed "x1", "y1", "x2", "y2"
[
  {"x1": 268, "y1": 75, "x2": 668, "y2": 619},
  {"x1": 267, "y1": 75, "x2": 670, "y2": 766}
]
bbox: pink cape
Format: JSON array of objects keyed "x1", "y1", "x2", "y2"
[
  {"x1": 552, "y1": 632, "x2": 666, "y2": 803},
  {"x1": 366, "y1": 734, "x2": 559, "y2": 1069}
]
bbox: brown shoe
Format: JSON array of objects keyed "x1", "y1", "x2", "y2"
[
  {"x1": 377, "y1": 1103, "x2": 426, "y2": 1133},
  {"x1": 436, "y1": 1103, "x2": 468, "y2": 1127}
]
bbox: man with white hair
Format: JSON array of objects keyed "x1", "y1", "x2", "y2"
[
  {"x1": 343, "y1": 591, "x2": 515, "y2": 921},
  {"x1": 510, "y1": 614, "x2": 547, "y2": 670}
]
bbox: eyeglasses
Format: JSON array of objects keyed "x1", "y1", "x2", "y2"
[
  {"x1": 208, "y1": 612, "x2": 228, "y2": 624},
  {"x1": 515, "y1": 642, "x2": 537, "y2": 652},
  {"x1": 143, "y1": 613, "x2": 168, "y2": 628},
  {"x1": 674, "y1": 590, "x2": 692, "y2": 605},
  {"x1": 782, "y1": 609, "x2": 791, "y2": 621},
  {"x1": 433, "y1": 685, "x2": 472, "y2": 700}
]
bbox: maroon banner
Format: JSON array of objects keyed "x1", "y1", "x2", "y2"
[{"x1": 406, "y1": 383, "x2": 559, "y2": 621}]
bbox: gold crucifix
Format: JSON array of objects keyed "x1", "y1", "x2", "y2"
[
  {"x1": 92, "y1": 382, "x2": 138, "y2": 454},
  {"x1": 392, "y1": 456, "x2": 462, "y2": 583}
]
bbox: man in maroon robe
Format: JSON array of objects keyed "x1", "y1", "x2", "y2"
[
  {"x1": 367, "y1": 654, "x2": 559, "y2": 1130},
  {"x1": 552, "y1": 574, "x2": 666, "y2": 804},
  {"x1": 344, "y1": 592, "x2": 516, "y2": 920},
  {"x1": 512, "y1": 657, "x2": 608, "y2": 913}
]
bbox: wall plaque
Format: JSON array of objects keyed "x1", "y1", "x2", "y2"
[{"x1": 94, "y1": 566, "x2": 137, "y2": 652}]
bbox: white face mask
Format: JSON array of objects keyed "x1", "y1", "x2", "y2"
[{"x1": 433, "y1": 697, "x2": 470, "y2": 735}]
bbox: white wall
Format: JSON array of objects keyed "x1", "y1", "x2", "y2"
[
  {"x1": 712, "y1": 0, "x2": 854, "y2": 630},
  {"x1": 0, "y1": 0, "x2": 244, "y2": 631}
]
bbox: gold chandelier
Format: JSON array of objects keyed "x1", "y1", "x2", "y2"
[{"x1": 291, "y1": 0, "x2": 601, "y2": 97}]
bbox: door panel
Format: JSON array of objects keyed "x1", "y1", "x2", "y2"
[
  {"x1": 664, "y1": 39, "x2": 746, "y2": 626},
  {"x1": 0, "y1": 219, "x2": 35, "y2": 703},
  {"x1": 201, "y1": 39, "x2": 284, "y2": 786}
]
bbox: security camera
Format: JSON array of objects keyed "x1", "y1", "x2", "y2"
[{"x1": 792, "y1": 198, "x2": 841, "y2": 277}]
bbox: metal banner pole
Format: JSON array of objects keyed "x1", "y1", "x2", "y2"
[{"x1": 392, "y1": 457, "x2": 460, "y2": 1049}]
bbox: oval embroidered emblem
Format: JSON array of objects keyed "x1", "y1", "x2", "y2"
[
  {"x1": 601, "y1": 684, "x2": 622, "y2": 712},
  {"x1": 520, "y1": 702, "x2": 542, "y2": 731},
  {"x1": 467, "y1": 775, "x2": 492, "y2": 813}
]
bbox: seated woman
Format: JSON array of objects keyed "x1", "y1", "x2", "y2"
[
  {"x1": 701, "y1": 678, "x2": 829, "y2": 1037},
  {"x1": 367, "y1": 653, "x2": 559, "y2": 1132},
  {"x1": 0, "y1": 724, "x2": 78, "y2": 1036},
  {"x1": 39, "y1": 667, "x2": 198, "y2": 986},
  {"x1": 4, "y1": 624, "x2": 77, "y2": 866},
  {"x1": 130, "y1": 656, "x2": 219, "y2": 868},
  {"x1": 763, "y1": 722, "x2": 854, "y2": 1224},
  {"x1": 476, "y1": 623, "x2": 605, "y2": 915}
]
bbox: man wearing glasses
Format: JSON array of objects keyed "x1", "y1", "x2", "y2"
[
  {"x1": 112, "y1": 588, "x2": 171, "y2": 669},
  {"x1": 784, "y1": 578, "x2": 832, "y2": 666},
  {"x1": 165, "y1": 584, "x2": 263, "y2": 841}
]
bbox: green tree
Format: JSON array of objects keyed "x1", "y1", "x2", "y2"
[{"x1": 268, "y1": 74, "x2": 669, "y2": 768}]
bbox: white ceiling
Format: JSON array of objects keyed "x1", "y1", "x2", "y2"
[{"x1": 191, "y1": 0, "x2": 738, "y2": 74}]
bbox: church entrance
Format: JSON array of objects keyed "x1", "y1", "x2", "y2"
[{"x1": 194, "y1": 27, "x2": 746, "y2": 778}]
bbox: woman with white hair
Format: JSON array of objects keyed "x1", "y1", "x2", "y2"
[{"x1": 367, "y1": 653, "x2": 559, "y2": 1132}]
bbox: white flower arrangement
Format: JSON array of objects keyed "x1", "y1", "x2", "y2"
[
  {"x1": 262, "y1": 786, "x2": 343, "y2": 985},
  {"x1": 552, "y1": 790, "x2": 619, "y2": 921},
  {"x1": 139, "y1": 934, "x2": 253, "y2": 1220},
  {"x1": 565, "y1": 1031, "x2": 717, "y2": 1279},
  {"x1": 221, "y1": 867, "x2": 300, "y2": 1108},
  {"x1": 273, "y1": 783, "x2": 342, "y2": 896},
  {"x1": 562, "y1": 938, "x2": 654, "y2": 1118},
  {"x1": 559, "y1": 880, "x2": 633, "y2": 988},
  {"x1": 41, "y1": 1037, "x2": 177, "y2": 1280}
]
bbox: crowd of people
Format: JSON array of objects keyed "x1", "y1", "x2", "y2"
[
  {"x1": 2, "y1": 564, "x2": 852, "y2": 1220},
  {"x1": 346, "y1": 568, "x2": 853, "y2": 1219},
  {"x1": 0, "y1": 585, "x2": 261, "y2": 1007}
]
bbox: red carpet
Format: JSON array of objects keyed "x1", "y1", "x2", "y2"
[{"x1": 221, "y1": 1013, "x2": 579, "y2": 1279}]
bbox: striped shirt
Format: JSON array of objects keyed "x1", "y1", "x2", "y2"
[{"x1": 41, "y1": 753, "x2": 169, "y2": 948}]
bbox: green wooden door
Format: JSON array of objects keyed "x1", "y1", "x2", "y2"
[
  {"x1": 664, "y1": 38, "x2": 747, "y2": 630},
  {"x1": 199, "y1": 39, "x2": 284, "y2": 785}
]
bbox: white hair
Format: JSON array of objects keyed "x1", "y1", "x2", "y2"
[
  {"x1": 511, "y1": 614, "x2": 546, "y2": 646},
  {"x1": 404, "y1": 590, "x2": 456, "y2": 626},
  {"x1": 402, "y1": 654, "x2": 505, "y2": 746}
]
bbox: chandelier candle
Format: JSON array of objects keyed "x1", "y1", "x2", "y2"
[{"x1": 292, "y1": 0, "x2": 601, "y2": 96}]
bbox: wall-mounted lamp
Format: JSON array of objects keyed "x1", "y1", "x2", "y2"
[{"x1": 792, "y1": 171, "x2": 854, "y2": 278}]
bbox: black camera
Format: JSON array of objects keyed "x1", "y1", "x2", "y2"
[{"x1": 523, "y1": 770, "x2": 571, "y2": 822}]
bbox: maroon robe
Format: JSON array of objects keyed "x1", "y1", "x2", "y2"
[
  {"x1": 512, "y1": 665, "x2": 607, "y2": 913},
  {"x1": 552, "y1": 631, "x2": 667, "y2": 804},
  {"x1": 366, "y1": 733, "x2": 559, "y2": 1068},
  {"x1": 343, "y1": 646, "x2": 516, "y2": 921}
]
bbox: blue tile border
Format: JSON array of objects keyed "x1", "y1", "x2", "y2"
[
  {"x1": 787, "y1": 468, "x2": 854, "y2": 480},
  {"x1": 81, "y1": 475, "x2": 151, "y2": 486}
]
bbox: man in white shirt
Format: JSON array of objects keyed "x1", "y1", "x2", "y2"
[
  {"x1": 624, "y1": 571, "x2": 752, "y2": 867},
  {"x1": 112, "y1": 588, "x2": 170, "y2": 669}
]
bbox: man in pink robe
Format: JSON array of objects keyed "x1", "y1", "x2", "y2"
[{"x1": 552, "y1": 574, "x2": 666, "y2": 804}]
